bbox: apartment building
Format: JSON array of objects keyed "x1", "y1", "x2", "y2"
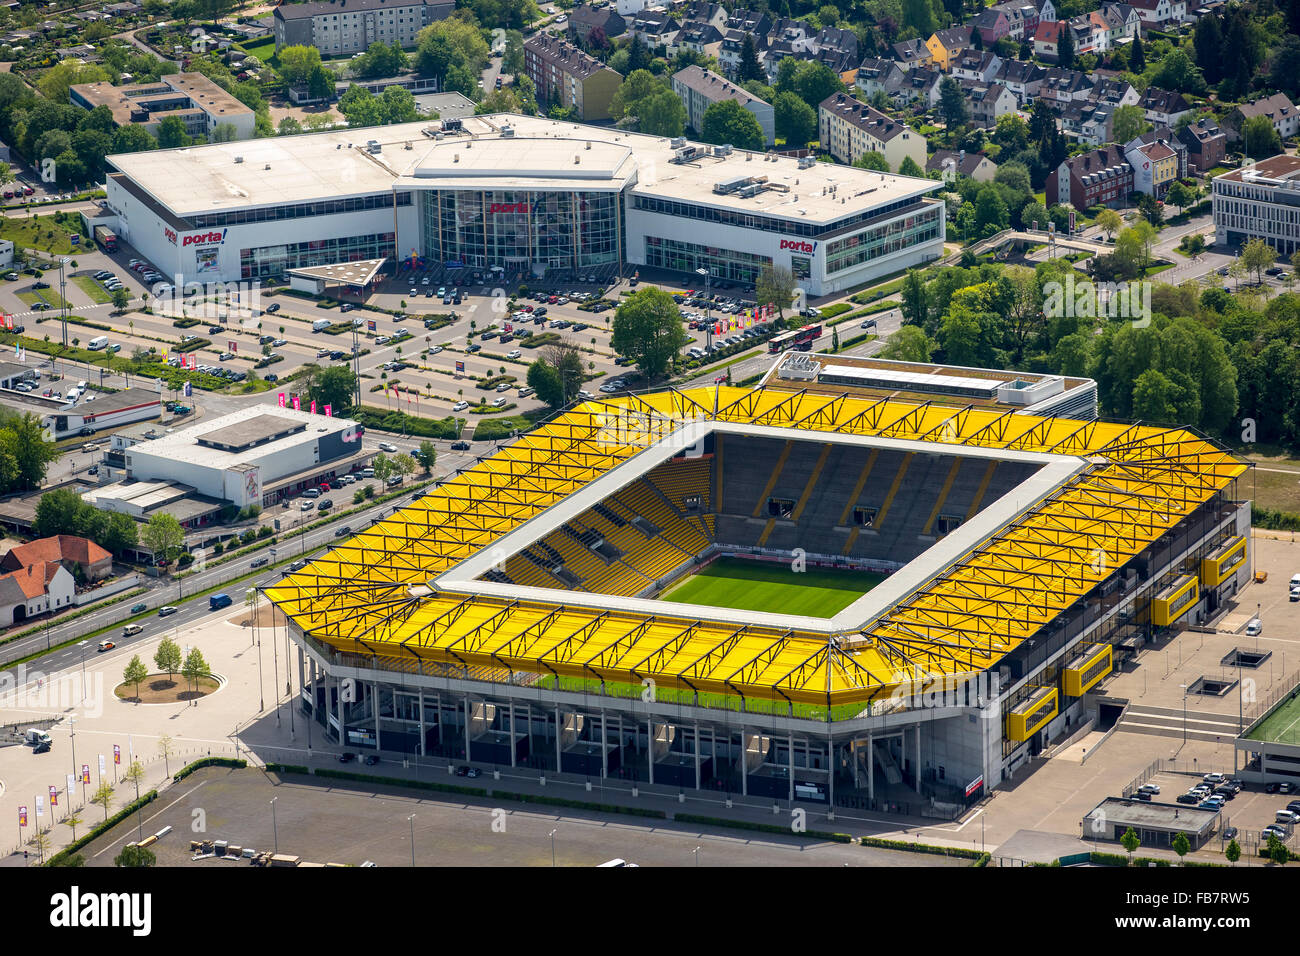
[
  {"x1": 273, "y1": 0, "x2": 453, "y2": 54},
  {"x1": 819, "y1": 92, "x2": 925, "y2": 171},
  {"x1": 1213, "y1": 154, "x2": 1300, "y2": 256},
  {"x1": 69, "y1": 72, "x2": 256, "y2": 140},
  {"x1": 672, "y1": 65, "x2": 774, "y2": 145},
  {"x1": 523, "y1": 33, "x2": 623, "y2": 121}
]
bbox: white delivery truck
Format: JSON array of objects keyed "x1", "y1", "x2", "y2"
[
  {"x1": 312, "y1": 318, "x2": 332, "y2": 332},
  {"x1": 87, "y1": 335, "x2": 109, "y2": 350}
]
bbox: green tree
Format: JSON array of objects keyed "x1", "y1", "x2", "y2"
[
  {"x1": 303, "y1": 364, "x2": 357, "y2": 413},
  {"x1": 1151, "y1": 49, "x2": 1205, "y2": 95},
  {"x1": 526, "y1": 359, "x2": 566, "y2": 408},
  {"x1": 737, "y1": 32, "x2": 765, "y2": 83},
  {"x1": 900, "y1": 270, "x2": 928, "y2": 328},
  {"x1": 181, "y1": 646, "x2": 208, "y2": 695},
  {"x1": 773, "y1": 91, "x2": 816, "y2": 148},
  {"x1": 155, "y1": 115, "x2": 191, "y2": 148},
  {"x1": 123, "y1": 655, "x2": 148, "y2": 701},
  {"x1": 1241, "y1": 237, "x2": 1277, "y2": 285},
  {"x1": 974, "y1": 184, "x2": 1009, "y2": 236},
  {"x1": 938, "y1": 76, "x2": 970, "y2": 133},
  {"x1": 91, "y1": 781, "x2": 115, "y2": 822},
  {"x1": 503, "y1": 30, "x2": 525, "y2": 76},
  {"x1": 612, "y1": 287, "x2": 691, "y2": 378},
  {"x1": 1131, "y1": 368, "x2": 1179, "y2": 422},
  {"x1": 756, "y1": 264, "x2": 797, "y2": 319},
  {"x1": 370, "y1": 453, "x2": 393, "y2": 482},
  {"x1": 417, "y1": 440, "x2": 436, "y2": 475},
  {"x1": 392, "y1": 452, "x2": 417, "y2": 477},
  {"x1": 339, "y1": 85, "x2": 383, "y2": 127},
  {"x1": 154, "y1": 637, "x2": 182, "y2": 680},
  {"x1": 111, "y1": 287, "x2": 130, "y2": 311},
  {"x1": 1112, "y1": 104, "x2": 1151, "y2": 144},
  {"x1": 1166, "y1": 181, "x2": 1196, "y2": 215},
  {"x1": 637, "y1": 89, "x2": 687, "y2": 137},
  {"x1": 879, "y1": 324, "x2": 933, "y2": 362},
  {"x1": 115, "y1": 844, "x2": 156, "y2": 867},
  {"x1": 379, "y1": 85, "x2": 420, "y2": 125},
  {"x1": 700, "y1": 99, "x2": 765, "y2": 151},
  {"x1": 354, "y1": 41, "x2": 408, "y2": 80},
  {"x1": 277, "y1": 45, "x2": 324, "y2": 87},
  {"x1": 1268, "y1": 833, "x2": 1290, "y2": 865},
  {"x1": 1171, "y1": 831, "x2": 1191, "y2": 864},
  {"x1": 141, "y1": 513, "x2": 184, "y2": 560},
  {"x1": 1225, "y1": 838, "x2": 1241, "y2": 865},
  {"x1": 1095, "y1": 207, "x2": 1122, "y2": 240},
  {"x1": 1120, "y1": 826, "x2": 1140, "y2": 862},
  {"x1": 1129, "y1": 33, "x2": 1145, "y2": 73},
  {"x1": 1137, "y1": 192, "x2": 1163, "y2": 227},
  {"x1": 852, "y1": 150, "x2": 889, "y2": 171},
  {"x1": 1056, "y1": 22, "x2": 1075, "y2": 69},
  {"x1": 790, "y1": 62, "x2": 844, "y2": 112},
  {"x1": 1242, "y1": 115, "x2": 1283, "y2": 159},
  {"x1": 898, "y1": 155, "x2": 924, "y2": 177},
  {"x1": 102, "y1": 512, "x2": 137, "y2": 555},
  {"x1": 1182, "y1": 233, "x2": 1207, "y2": 259},
  {"x1": 63, "y1": 809, "x2": 83, "y2": 843}
]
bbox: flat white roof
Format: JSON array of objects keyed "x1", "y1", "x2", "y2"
[
  {"x1": 109, "y1": 113, "x2": 941, "y2": 225},
  {"x1": 127, "y1": 405, "x2": 357, "y2": 471},
  {"x1": 819, "y1": 364, "x2": 1002, "y2": 393}
]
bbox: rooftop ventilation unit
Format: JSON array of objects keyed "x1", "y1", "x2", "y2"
[
  {"x1": 234, "y1": 156, "x2": 243, "y2": 163},
  {"x1": 797, "y1": 155, "x2": 816, "y2": 169},
  {"x1": 670, "y1": 136, "x2": 686, "y2": 149},
  {"x1": 500, "y1": 125, "x2": 514, "y2": 137}
]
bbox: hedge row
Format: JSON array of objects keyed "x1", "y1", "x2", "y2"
[
  {"x1": 313, "y1": 768, "x2": 489, "y2": 798},
  {"x1": 973, "y1": 852, "x2": 992, "y2": 867},
  {"x1": 45, "y1": 790, "x2": 159, "y2": 866},
  {"x1": 1252, "y1": 506, "x2": 1300, "y2": 532},
  {"x1": 819, "y1": 302, "x2": 851, "y2": 319},
  {"x1": 861, "y1": 836, "x2": 985, "y2": 859},
  {"x1": 675, "y1": 813, "x2": 851, "y2": 842},
  {"x1": 1089, "y1": 851, "x2": 1172, "y2": 867},
  {"x1": 173, "y1": 756, "x2": 247, "y2": 782},
  {"x1": 352, "y1": 406, "x2": 462, "y2": 439},
  {"x1": 264, "y1": 763, "x2": 309, "y2": 775}
]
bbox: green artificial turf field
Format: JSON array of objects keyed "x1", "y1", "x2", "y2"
[
  {"x1": 660, "y1": 557, "x2": 885, "y2": 617},
  {"x1": 1246, "y1": 690, "x2": 1300, "y2": 744}
]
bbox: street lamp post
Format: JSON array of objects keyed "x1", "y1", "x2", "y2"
[
  {"x1": 693, "y1": 845, "x2": 701, "y2": 867},
  {"x1": 549, "y1": 828, "x2": 557, "y2": 868},
  {"x1": 409, "y1": 814, "x2": 416, "y2": 867},
  {"x1": 77, "y1": 641, "x2": 89, "y2": 702},
  {"x1": 696, "y1": 267, "x2": 712, "y2": 351},
  {"x1": 270, "y1": 797, "x2": 278, "y2": 853}
]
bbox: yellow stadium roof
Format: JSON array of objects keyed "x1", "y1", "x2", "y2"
[{"x1": 265, "y1": 385, "x2": 1247, "y2": 708}]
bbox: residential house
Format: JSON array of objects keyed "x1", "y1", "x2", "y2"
[
  {"x1": 1039, "y1": 66, "x2": 1093, "y2": 105},
  {"x1": 675, "y1": 19, "x2": 724, "y2": 55},
  {"x1": 0, "y1": 561, "x2": 75, "y2": 627},
  {"x1": 856, "y1": 57, "x2": 909, "y2": 104},
  {"x1": 965, "y1": 81, "x2": 1019, "y2": 128},
  {"x1": 1225, "y1": 92, "x2": 1300, "y2": 144},
  {"x1": 672, "y1": 65, "x2": 774, "y2": 145},
  {"x1": 626, "y1": 9, "x2": 680, "y2": 49},
  {"x1": 1141, "y1": 87, "x2": 1193, "y2": 127},
  {"x1": 1176, "y1": 116, "x2": 1226, "y2": 173},
  {"x1": 718, "y1": 31, "x2": 755, "y2": 75},
  {"x1": 1059, "y1": 100, "x2": 1115, "y2": 145},
  {"x1": 893, "y1": 37, "x2": 935, "y2": 70},
  {"x1": 0, "y1": 535, "x2": 113, "y2": 582},
  {"x1": 1032, "y1": 20, "x2": 1065, "y2": 61},
  {"x1": 681, "y1": 1, "x2": 727, "y2": 31},
  {"x1": 991, "y1": 2, "x2": 1043, "y2": 40},
  {"x1": 815, "y1": 46, "x2": 861, "y2": 84},
  {"x1": 1127, "y1": 126, "x2": 1188, "y2": 180},
  {"x1": 819, "y1": 92, "x2": 926, "y2": 170},
  {"x1": 723, "y1": 8, "x2": 771, "y2": 40},
  {"x1": 1088, "y1": 76, "x2": 1140, "y2": 109},
  {"x1": 994, "y1": 58, "x2": 1047, "y2": 104},
  {"x1": 1128, "y1": 0, "x2": 1187, "y2": 28},
  {"x1": 1100, "y1": 2, "x2": 1142, "y2": 42},
  {"x1": 902, "y1": 67, "x2": 945, "y2": 109},
  {"x1": 1125, "y1": 137, "x2": 1180, "y2": 197},
  {"x1": 926, "y1": 26, "x2": 970, "y2": 71},
  {"x1": 952, "y1": 49, "x2": 1003, "y2": 83},
  {"x1": 927, "y1": 148, "x2": 1000, "y2": 182},
  {"x1": 523, "y1": 34, "x2": 623, "y2": 121},
  {"x1": 567, "y1": 4, "x2": 626, "y2": 44},
  {"x1": 972, "y1": 7, "x2": 1012, "y2": 46},
  {"x1": 1049, "y1": 143, "x2": 1134, "y2": 210}
]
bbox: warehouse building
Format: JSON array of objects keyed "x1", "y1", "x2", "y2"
[{"x1": 102, "y1": 114, "x2": 946, "y2": 296}]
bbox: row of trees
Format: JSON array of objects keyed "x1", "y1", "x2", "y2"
[{"x1": 0, "y1": 411, "x2": 58, "y2": 497}]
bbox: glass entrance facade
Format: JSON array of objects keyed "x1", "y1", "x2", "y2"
[
  {"x1": 643, "y1": 236, "x2": 772, "y2": 284},
  {"x1": 420, "y1": 189, "x2": 622, "y2": 271}
]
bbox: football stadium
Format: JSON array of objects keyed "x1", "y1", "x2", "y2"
[{"x1": 266, "y1": 377, "x2": 1251, "y2": 811}]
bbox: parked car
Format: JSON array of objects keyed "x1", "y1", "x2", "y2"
[{"x1": 339, "y1": 752, "x2": 357, "y2": 763}]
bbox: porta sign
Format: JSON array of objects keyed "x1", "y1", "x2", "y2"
[
  {"x1": 182, "y1": 229, "x2": 227, "y2": 247},
  {"x1": 489, "y1": 202, "x2": 529, "y2": 214},
  {"x1": 780, "y1": 239, "x2": 816, "y2": 254}
]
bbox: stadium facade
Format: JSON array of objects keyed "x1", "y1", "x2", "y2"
[
  {"x1": 267, "y1": 382, "x2": 1250, "y2": 811},
  {"x1": 99, "y1": 115, "x2": 945, "y2": 296}
]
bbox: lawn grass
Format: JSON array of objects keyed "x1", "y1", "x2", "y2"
[
  {"x1": 661, "y1": 557, "x2": 884, "y2": 617},
  {"x1": 1248, "y1": 466, "x2": 1300, "y2": 515},
  {"x1": 0, "y1": 212, "x2": 81, "y2": 254},
  {"x1": 71, "y1": 275, "x2": 113, "y2": 304},
  {"x1": 17, "y1": 290, "x2": 68, "y2": 309},
  {"x1": 235, "y1": 36, "x2": 278, "y2": 64}
]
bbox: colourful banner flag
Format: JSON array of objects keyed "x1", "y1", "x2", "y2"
[
  {"x1": 113, "y1": 744, "x2": 120, "y2": 765},
  {"x1": 277, "y1": 393, "x2": 285, "y2": 408},
  {"x1": 292, "y1": 395, "x2": 301, "y2": 411},
  {"x1": 18, "y1": 806, "x2": 26, "y2": 827},
  {"x1": 310, "y1": 400, "x2": 317, "y2": 415},
  {"x1": 49, "y1": 785, "x2": 57, "y2": 806},
  {"x1": 81, "y1": 765, "x2": 90, "y2": 784},
  {"x1": 324, "y1": 404, "x2": 332, "y2": 417}
]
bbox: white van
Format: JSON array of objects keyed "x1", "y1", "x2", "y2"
[
  {"x1": 312, "y1": 318, "x2": 332, "y2": 332},
  {"x1": 1290, "y1": 573, "x2": 1300, "y2": 589},
  {"x1": 87, "y1": 335, "x2": 109, "y2": 350}
]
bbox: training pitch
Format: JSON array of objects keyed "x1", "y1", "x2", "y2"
[
  {"x1": 1246, "y1": 688, "x2": 1300, "y2": 744},
  {"x1": 660, "y1": 557, "x2": 885, "y2": 617}
]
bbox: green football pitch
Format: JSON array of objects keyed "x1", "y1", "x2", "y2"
[
  {"x1": 660, "y1": 557, "x2": 886, "y2": 617},
  {"x1": 1246, "y1": 690, "x2": 1300, "y2": 744}
]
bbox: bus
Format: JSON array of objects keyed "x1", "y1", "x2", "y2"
[
  {"x1": 93, "y1": 225, "x2": 118, "y2": 253},
  {"x1": 767, "y1": 323, "x2": 822, "y2": 354}
]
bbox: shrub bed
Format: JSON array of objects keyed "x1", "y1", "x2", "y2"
[
  {"x1": 45, "y1": 791, "x2": 159, "y2": 866},
  {"x1": 174, "y1": 756, "x2": 247, "y2": 782},
  {"x1": 861, "y1": 836, "x2": 985, "y2": 858},
  {"x1": 352, "y1": 406, "x2": 462, "y2": 439}
]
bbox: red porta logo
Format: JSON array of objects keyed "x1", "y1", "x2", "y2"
[
  {"x1": 182, "y1": 230, "x2": 227, "y2": 247},
  {"x1": 780, "y1": 239, "x2": 816, "y2": 254},
  {"x1": 164, "y1": 227, "x2": 177, "y2": 245},
  {"x1": 489, "y1": 202, "x2": 529, "y2": 214}
]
